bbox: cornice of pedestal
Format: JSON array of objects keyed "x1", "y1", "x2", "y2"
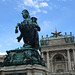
[{"x1": 0, "y1": 64, "x2": 49, "y2": 72}]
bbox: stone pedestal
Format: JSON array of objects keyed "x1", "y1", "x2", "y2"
[
  {"x1": 0, "y1": 46, "x2": 48, "y2": 75},
  {"x1": 0, "y1": 65, "x2": 48, "y2": 75}
]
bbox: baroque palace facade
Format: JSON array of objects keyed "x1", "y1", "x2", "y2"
[
  {"x1": 40, "y1": 31, "x2": 75, "y2": 75},
  {"x1": 0, "y1": 31, "x2": 75, "y2": 75}
]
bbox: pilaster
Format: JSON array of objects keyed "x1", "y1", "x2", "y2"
[
  {"x1": 47, "y1": 51, "x2": 50, "y2": 70},
  {"x1": 41, "y1": 52, "x2": 44, "y2": 59},
  {"x1": 73, "y1": 49, "x2": 75, "y2": 70},
  {"x1": 67, "y1": 49, "x2": 71, "y2": 71}
]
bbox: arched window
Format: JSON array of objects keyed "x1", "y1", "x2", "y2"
[
  {"x1": 53, "y1": 54, "x2": 65, "y2": 62},
  {"x1": 56, "y1": 56, "x2": 63, "y2": 61},
  {"x1": 53, "y1": 54, "x2": 66, "y2": 73}
]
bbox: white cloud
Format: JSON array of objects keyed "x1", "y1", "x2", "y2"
[
  {"x1": 0, "y1": 52, "x2": 7, "y2": 55},
  {"x1": 40, "y1": 21, "x2": 51, "y2": 32},
  {"x1": 39, "y1": 20, "x2": 52, "y2": 38},
  {"x1": 16, "y1": 0, "x2": 49, "y2": 15},
  {"x1": 40, "y1": 2, "x2": 48, "y2": 7},
  {"x1": 43, "y1": 21, "x2": 51, "y2": 26},
  {"x1": 24, "y1": 0, "x2": 35, "y2": 7},
  {"x1": 43, "y1": 10, "x2": 47, "y2": 13},
  {"x1": 48, "y1": 2, "x2": 58, "y2": 10},
  {"x1": 23, "y1": 0, "x2": 40, "y2": 11}
]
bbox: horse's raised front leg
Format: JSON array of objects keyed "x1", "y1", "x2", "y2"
[{"x1": 17, "y1": 34, "x2": 22, "y2": 42}]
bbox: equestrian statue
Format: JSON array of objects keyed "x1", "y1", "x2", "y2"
[
  {"x1": 2, "y1": 9, "x2": 45, "y2": 67},
  {"x1": 15, "y1": 9, "x2": 41, "y2": 49}
]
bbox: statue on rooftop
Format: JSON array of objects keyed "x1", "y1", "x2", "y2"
[
  {"x1": 15, "y1": 9, "x2": 41, "y2": 49},
  {"x1": 51, "y1": 28, "x2": 61, "y2": 37}
]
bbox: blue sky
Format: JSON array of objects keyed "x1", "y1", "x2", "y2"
[{"x1": 0, "y1": 0, "x2": 75, "y2": 54}]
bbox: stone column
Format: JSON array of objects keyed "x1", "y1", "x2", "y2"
[
  {"x1": 41, "y1": 52, "x2": 44, "y2": 59},
  {"x1": 67, "y1": 50, "x2": 71, "y2": 71},
  {"x1": 49, "y1": 59, "x2": 52, "y2": 74},
  {"x1": 65, "y1": 60, "x2": 68, "y2": 72},
  {"x1": 73, "y1": 49, "x2": 75, "y2": 69},
  {"x1": 47, "y1": 51, "x2": 50, "y2": 70},
  {"x1": 51, "y1": 60, "x2": 53, "y2": 73},
  {"x1": 73, "y1": 49, "x2": 75, "y2": 64}
]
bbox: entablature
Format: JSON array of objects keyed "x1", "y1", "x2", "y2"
[{"x1": 41, "y1": 43, "x2": 75, "y2": 52}]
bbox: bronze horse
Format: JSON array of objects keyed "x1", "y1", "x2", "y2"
[{"x1": 15, "y1": 9, "x2": 40, "y2": 49}]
